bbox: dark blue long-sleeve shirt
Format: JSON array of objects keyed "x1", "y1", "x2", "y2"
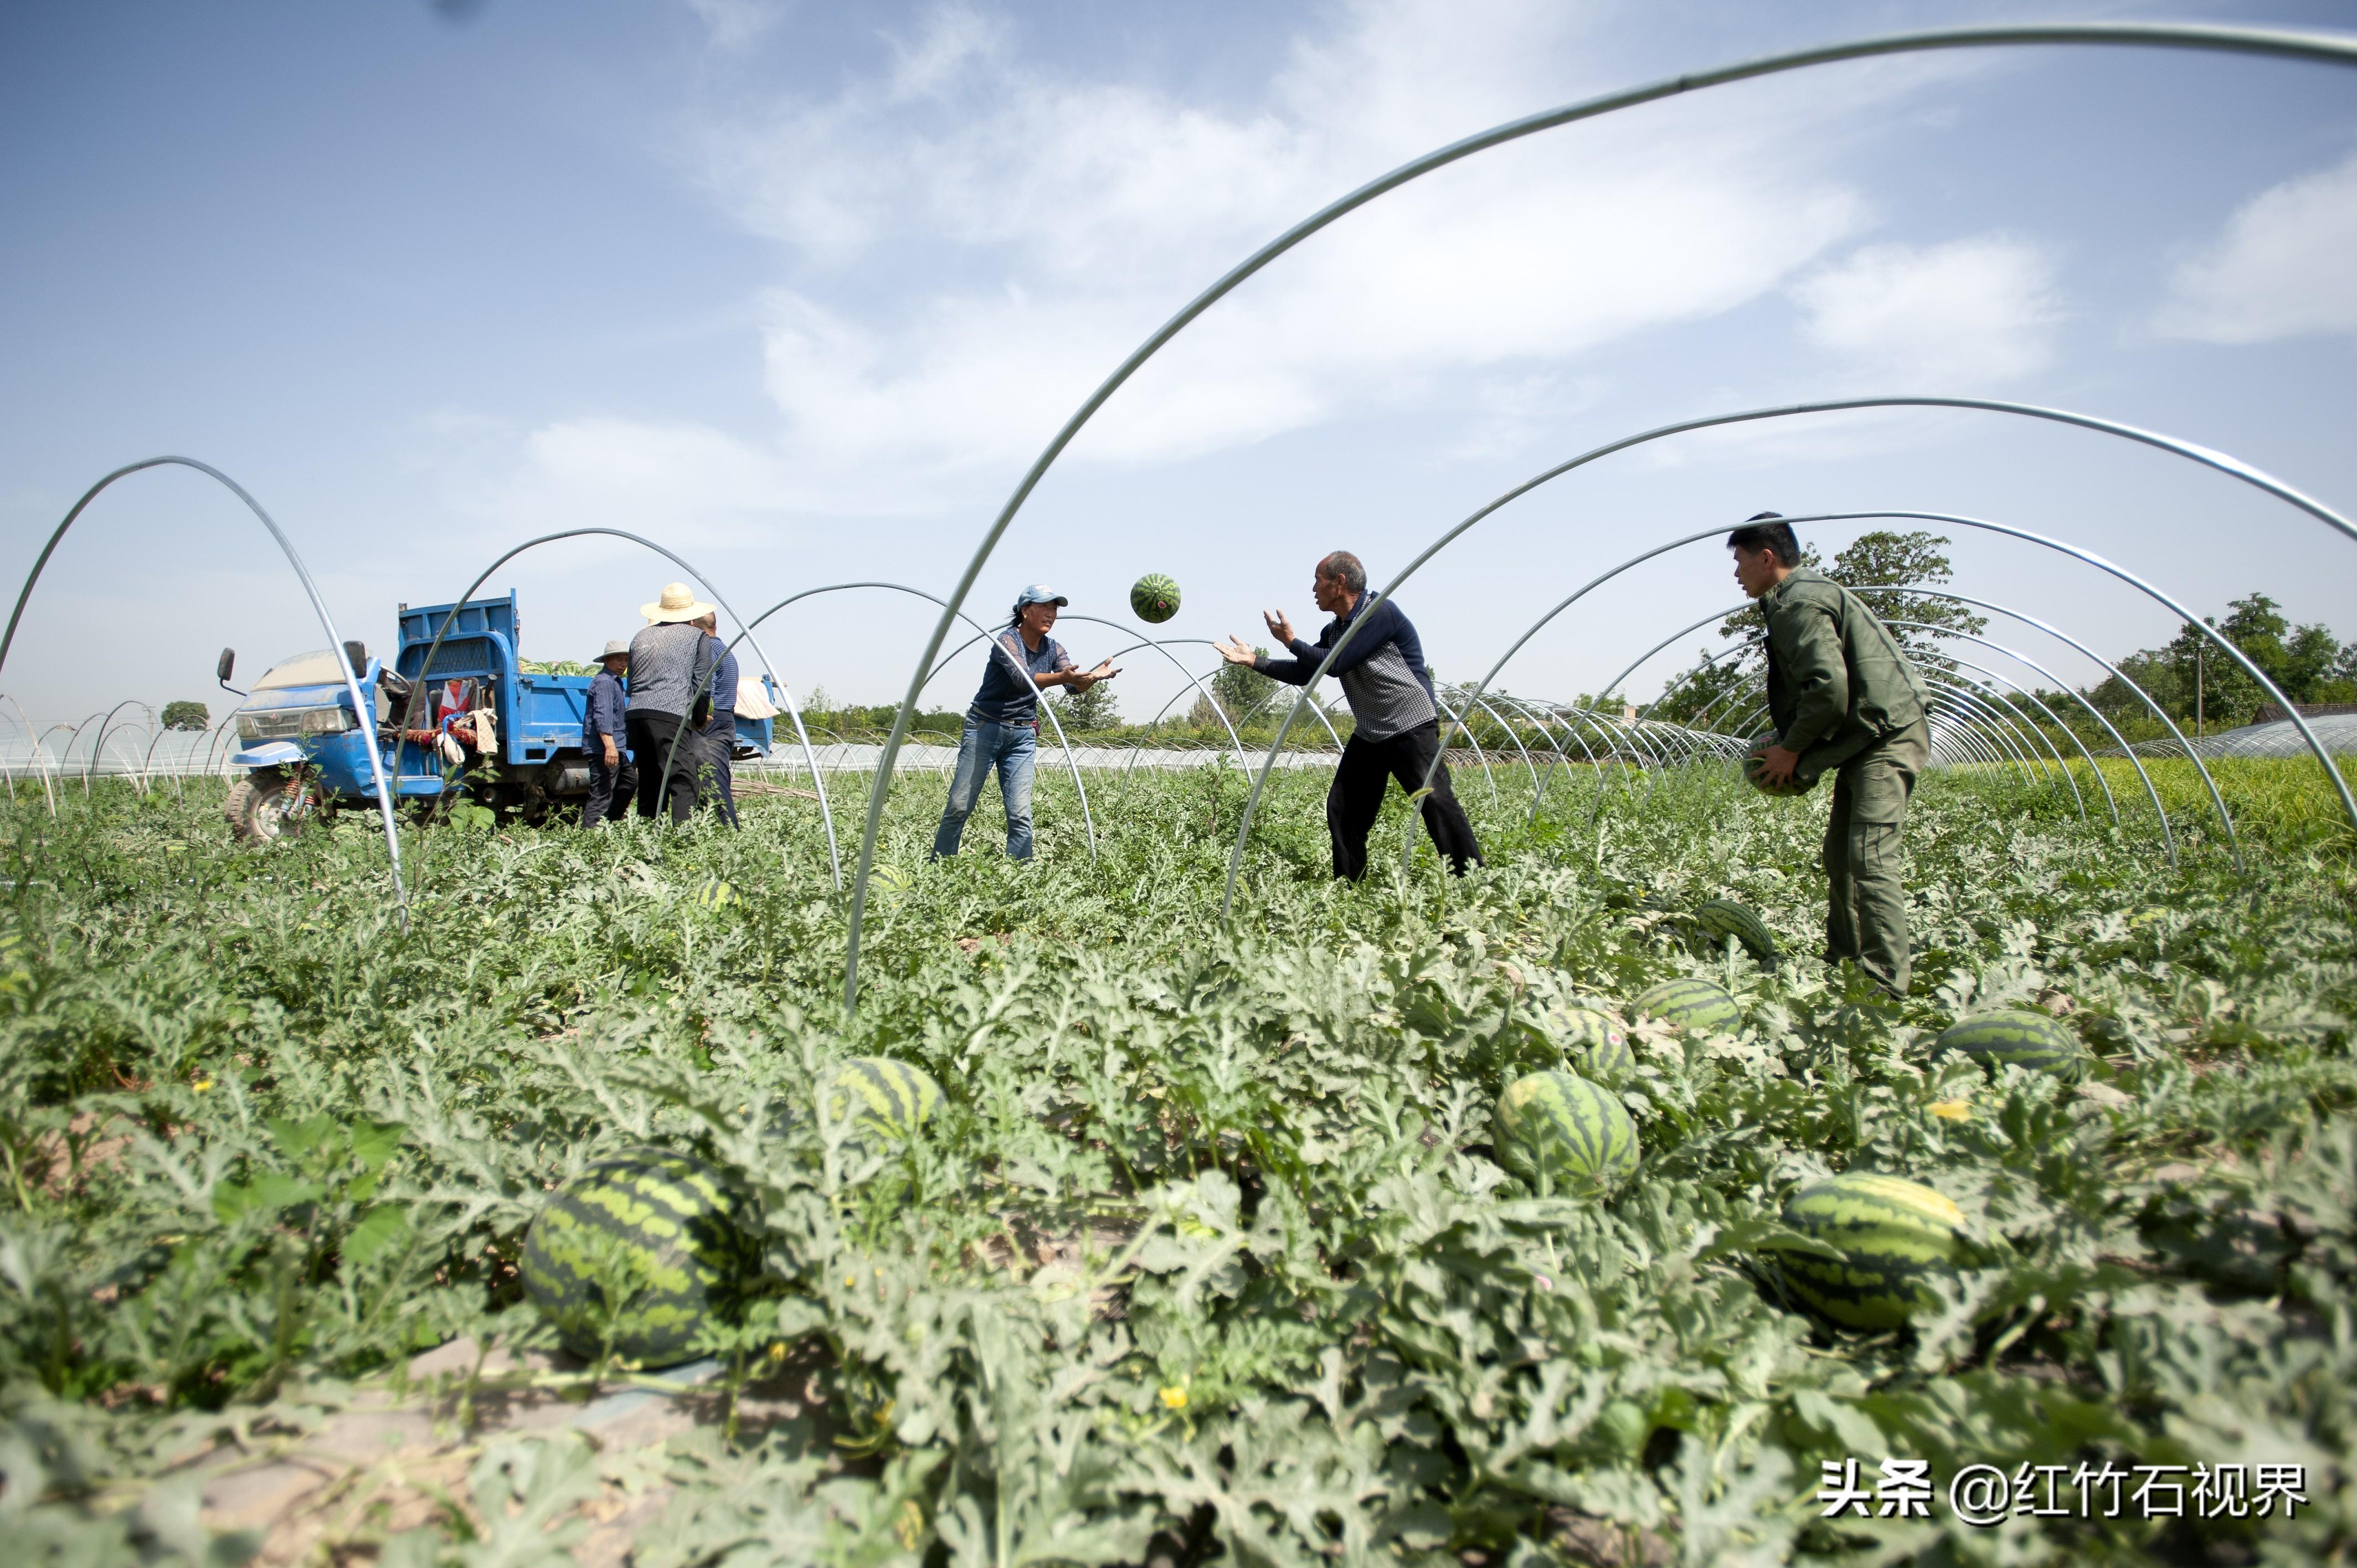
[
  {"x1": 701, "y1": 637, "x2": 739, "y2": 735},
  {"x1": 583, "y1": 669, "x2": 627, "y2": 747},
  {"x1": 1254, "y1": 596, "x2": 1439, "y2": 742}
]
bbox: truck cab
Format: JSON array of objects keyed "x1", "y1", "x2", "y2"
[{"x1": 223, "y1": 592, "x2": 778, "y2": 842}]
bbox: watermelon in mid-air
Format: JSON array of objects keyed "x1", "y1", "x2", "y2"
[
  {"x1": 1933, "y1": 1009, "x2": 2091, "y2": 1084},
  {"x1": 1493, "y1": 1070, "x2": 1639, "y2": 1192},
  {"x1": 1769, "y1": 1172, "x2": 1967, "y2": 1330},
  {"x1": 519, "y1": 1149, "x2": 754, "y2": 1365},
  {"x1": 1634, "y1": 977, "x2": 1741, "y2": 1035},
  {"x1": 1130, "y1": 574, "x2": 1182, "y2": 625}
]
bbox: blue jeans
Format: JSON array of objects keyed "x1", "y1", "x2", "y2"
[{"x1": 933, "y1": 716, "x2": 1036, "y2": 859}]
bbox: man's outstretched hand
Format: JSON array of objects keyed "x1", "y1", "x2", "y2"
[
  {"x1": 1213, "y1": 637, "x2": 1259, "y2": 666},
  {"x1": 1261, "y1": 610, "x2": 1296, "y2": 646}
]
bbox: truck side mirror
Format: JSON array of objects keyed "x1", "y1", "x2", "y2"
[
  {"x1": 343, "y1": 640, "x2": 369, "y2": 678},
  {"x1": 217, "y1": 648, "x2": 235, "y2": 683}
]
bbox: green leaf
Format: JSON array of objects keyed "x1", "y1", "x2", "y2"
[
  {"x1": 212, "y1": 1174, "x2": 322, "y2": 1223},
  {"x1": 343, "y1": 1206, "x2": 411, "y2": 1268}
]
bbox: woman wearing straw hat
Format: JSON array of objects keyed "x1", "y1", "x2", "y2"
[{"x1": 627, "y1": 582, "x2": 719, "y2": 823}]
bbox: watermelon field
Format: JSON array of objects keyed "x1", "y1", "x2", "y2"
[{"x1": 3, "y1": 755, "x2": 2354, "y2": 1566}]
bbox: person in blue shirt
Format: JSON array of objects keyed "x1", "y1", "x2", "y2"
[
  {"x1": 692, "y1": 612, "x2": 740, "y2": 829},
  {"x1": 932, "y1": 584, "x2": 1118, "y2": 860},
  {"x1": 1217, "y1": 550, "x2": 1481, "y2": 879},
  {"x1": 580, "y1": 638, "x2": 634, "y2": 827}
]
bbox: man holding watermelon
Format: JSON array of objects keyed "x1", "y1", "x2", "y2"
[
  {"x1": 1732, "y1": 514, "x2": 1932, "y2": 996},
  {"x1": 1216, "y1": 551, "x2": 1483, "y2": 880}
]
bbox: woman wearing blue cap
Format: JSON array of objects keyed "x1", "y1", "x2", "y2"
[{"x1": 932, "y1": 584, "x2": 1118, "y2": 860}]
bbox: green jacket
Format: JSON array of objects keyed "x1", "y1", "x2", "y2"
[{"x1": 1761, "y1": 566, "x2": 1928, "y2": 779}]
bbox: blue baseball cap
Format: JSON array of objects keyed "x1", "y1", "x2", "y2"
[{"x1": 1014, "y1": 584, "x2": 1069, "y2": 607}]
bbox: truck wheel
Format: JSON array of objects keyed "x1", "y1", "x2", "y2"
[{"x1": 225, "y1": 767, "x2": 323, "y2": 845}]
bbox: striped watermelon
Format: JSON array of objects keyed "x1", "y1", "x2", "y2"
[
  {"x1": 1550, "y1": 1004, "x2": 1635, "y2": 1085},
  {"x1": 1933, "y1": 1009, "x2": 2090, "y2": 1084},
  {"x1": 693, "y1": 878, "x2": 737, "y2": 911},
  {"x1": 867, "y1": 864, "x2": 915, "y2": 901},
  {"x1": 1129, "y1": 574, "x2": 1182, "y2": 625},
  {"x1": 1634, "y1": 977, "x2": 1741, "y2": 1034},
  {"x1": 828, "y1": 1057, "x2": 942, "y2": 1143},
  {"x1": 1772, "y1": 1172, "x2": 1965, "y2": 1330},
  {"x1": 1741, "y1": 735, "x2": 1814, "y2": 798},
  {"x1": 519, "y1": 1149, "x2": 753, "y2": 1365},
  {"x1": 1493, "y1": 1071, "x2": 1639, "y2": 1192},
  {"x1": 1692, "y1": 900, "x2": 1778, "y2": 969}
]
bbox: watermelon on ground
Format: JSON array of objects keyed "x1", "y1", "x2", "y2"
[
  {"x1": 867, "y1": 864, "x2": 915, "y2": 901},
  {"x1": 1771, "y1": 1172, "x2": 1966, "y2": 1330},
  {"x1": 1130, "y1": 574, "x2": 1182, "y2": 625},
  {"x1": 519, "y1": 1149, "x2": 753, "y2": 1365},
  {"x1": 1634, "y1": 977, "x2": 1741, "y2": 1035},
  {"x1": 1742, "y1": 735, "x2": 1814, "y2": 798},
  {"x1": 1493, "y1": 1070, "x2": 1640, "y2": 1191},
  {"x1": 1692, "y1": 899, "x2": 1778, "y2": 969},
  {"x1": 693, "y1": 878, "x2": 736, "y2": 911},
  {"x1": 1549, "y1": 1003, "x2": 1635, "y2": 1085},
  {"x1": 1933, "y1": 1009, "x2": 2091, "y2": 1084},
  {"x1": 828, "y1": 1057, "x2": 943, "y2": 1142}
]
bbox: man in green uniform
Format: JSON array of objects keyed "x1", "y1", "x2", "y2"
[{"x1": 1732, "y1": 514, "x2": 1932, "y2": 996}]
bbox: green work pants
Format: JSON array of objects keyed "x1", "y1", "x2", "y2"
[{"x1": 1821, "y1": 719, "x2": 1929, "y2": 996}]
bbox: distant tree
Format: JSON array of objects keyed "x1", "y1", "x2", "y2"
[
  {"x1": 1058, "y1": 678, "x2": 1120, "y2": 731},
  {"x1": 1209, "y1": 648, "x2": 1271, "y2": 723},
  {"x1": 2092, "y1": 591, "x2": 2355, "y2": 726},
  {"x1": 161, "y1": 700, "x2": 209, "y2": 731},
  {"x1": 1654, "y1": 530, "x2": 1978, "y2": 728}
]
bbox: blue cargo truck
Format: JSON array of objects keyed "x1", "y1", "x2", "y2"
[{"x1": 220, "y1": 592, "x2": 776, "y2": 842}]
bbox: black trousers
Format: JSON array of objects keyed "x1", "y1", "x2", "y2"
[
  {"x1": 581, "y1": 746, "x2": 635, "y2": 827},
  {"x1": 626, "y1": 709, "x2": 700, "y2": 824},
  {"x1": 1327, "y1": 720, "x2": 1483, "y2": 879},
  {"x1": 699, "y1": 720, "x2": 738, "y2": 828}
]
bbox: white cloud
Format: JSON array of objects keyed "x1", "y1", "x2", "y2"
[
  {"x1": 478, "y1": 419, "x2": 818, "y2": 541},
  {"x1": 1791, "y1": 236, "x2": 2062, "y2": 388},
  {"x1": 677, "y1": 0, "x2": 1897, "y2": 487},
  {"x1": 683, "y1": 0, "x2": 786, "y2": 53},
  {"x1": 2154, "y1": 151, "x2": 2357, "y2": 344}
]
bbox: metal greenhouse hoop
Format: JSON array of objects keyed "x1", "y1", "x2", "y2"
[
  {"x1": 1226, "y1": 385, "x2": 2357, "y2": 916},
  {"x1": 731, "y1": 580, "x2": 1096, "y2": 866},
  {"x1": 0, "y1": 457, "x2": 407, "y2": 921},
  {"x1": 846, "y1": 24, "x2": 2357, "y2": 1008},
  {"x1": 1386, "y1": 503, "x2": 2310, "y2": 887}
]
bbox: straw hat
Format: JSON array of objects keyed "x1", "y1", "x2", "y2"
[{"x1": 642, "y1": 581, "x2": 715, "y2": 623}]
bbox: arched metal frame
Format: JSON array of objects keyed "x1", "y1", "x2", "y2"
[
  {"x1": 1370, "y1": 501, "x2": 2339, "y2": 900},
  {"x1": 1867, "y1": 635, "x2": 2094, "y2": 817},
  {"x1": 728, "y1": 580, "x2": 1097, "y2": 865},
  {"x1": 843, "y1": 24, "x2": 2357, "y2": 1008},
  {"x1": 0, "y1": 458, "x2": 407, "y2": 922},
  {"x1": 1617, "y1": 624, "x2": 2108, "y2": 826},
  {"x1": 1691, "y1": 590, "x2": 2190, "y2": 853},
  {"x1": 1852, "y1": 585, "x2": 2234, "y2": 863},
  {"x1": 81, "y1": 700, "x2": 155, "y2": 797},
  {"x1": 403, "y1": 527, "x2": 843, "y2": 886},
  {"x1": 1013, "y1": 614, "x2": 1253, "y2": 772}
]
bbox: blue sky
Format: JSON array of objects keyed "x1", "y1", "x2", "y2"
[{"x1": 4, "y1": 0, "x2": 2355, "y2": 728}]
